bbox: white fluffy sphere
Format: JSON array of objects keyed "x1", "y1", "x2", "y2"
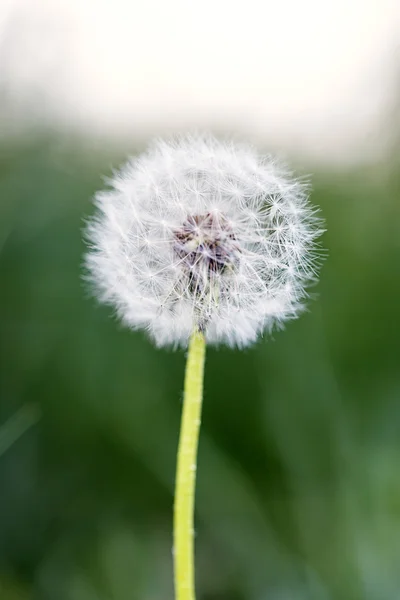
[{"x1": 85, "y1": 135, "x2": 323, "y2": 348}]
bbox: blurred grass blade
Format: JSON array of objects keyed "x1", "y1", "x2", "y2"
[{"x1": 0, "y1": 403, "x2": 40, "y2": 457}]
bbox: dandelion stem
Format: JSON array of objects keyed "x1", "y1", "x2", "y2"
[{"x1": 174, "y1": 329, "x2": 206, "y2": 600}]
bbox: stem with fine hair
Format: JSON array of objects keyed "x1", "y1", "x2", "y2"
[{"x1": 174, "y1": 329, "x2": 206, "y2": 600}]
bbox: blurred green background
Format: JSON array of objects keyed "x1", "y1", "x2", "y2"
[{"x1": 0, "y1": 132, "x2": 400, "y2": 600}]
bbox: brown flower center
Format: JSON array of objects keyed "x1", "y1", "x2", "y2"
[{"x1": 173, "y1": 212, "x2": 239, "y2": 296}]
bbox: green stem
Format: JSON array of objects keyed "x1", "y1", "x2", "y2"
[{"x1": 173, "y1": 330, "x2": 206, "y2": 600}]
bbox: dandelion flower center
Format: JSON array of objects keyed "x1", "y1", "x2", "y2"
[
  {"x1": 172, "y1": 211, "x2": 241, "y2": 329},
  {"x1": 174, "y1": 212, "x2": 239, "y2": 277}
]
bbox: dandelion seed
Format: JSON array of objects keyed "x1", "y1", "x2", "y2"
[{"x1": 85, "y1": 134, "x2": 323, "y2": 348}]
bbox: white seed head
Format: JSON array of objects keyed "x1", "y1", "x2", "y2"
[{"x1": 85, "y1": 134, "x2": 324, "y2": 348}]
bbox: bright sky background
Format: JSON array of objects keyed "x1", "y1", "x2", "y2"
[{"x1": 1, "y1": 0, "x2": 399, "y2": 162}]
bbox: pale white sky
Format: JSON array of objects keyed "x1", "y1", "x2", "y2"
[{"x1": 1, "y1": 0, "x2": 399, "y2": 162}]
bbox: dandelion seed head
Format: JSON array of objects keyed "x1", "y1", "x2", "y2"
[{"x1": 85, "y1": 134, "x2": 323, "y2": 348}]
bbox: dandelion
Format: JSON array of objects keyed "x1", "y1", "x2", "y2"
[{"x1": 85, "y1": 134, "x2": 323, "y2": 600}]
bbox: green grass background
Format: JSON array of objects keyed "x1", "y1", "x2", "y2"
[{"x1": 0, "y1": 134, "x2": 399, "y2": 600}]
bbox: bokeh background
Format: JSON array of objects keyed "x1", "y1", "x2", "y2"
[{"x1": 1, "y1": 1, "x2": 400, "y2": 599}]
